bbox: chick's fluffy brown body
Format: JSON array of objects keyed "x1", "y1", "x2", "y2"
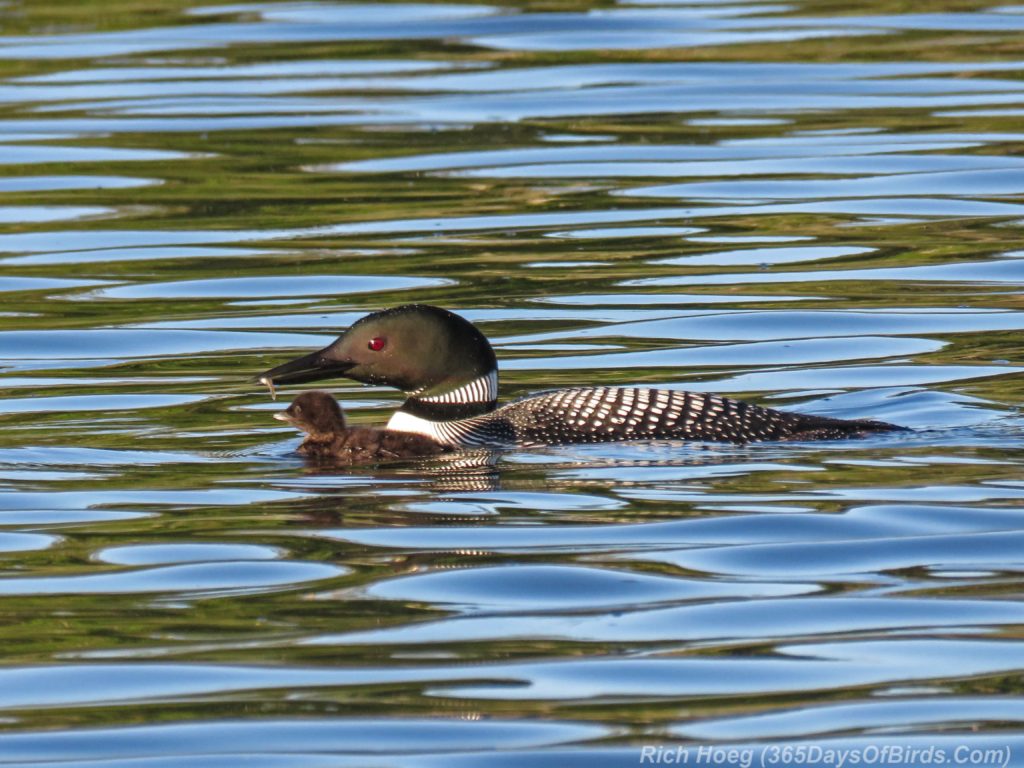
[
  {"x1": 298, "y1": 424, "x2": 450, "y2": 463},
  {"x1": 276, "y1": 390, "x2": 449, "y2": 465}
]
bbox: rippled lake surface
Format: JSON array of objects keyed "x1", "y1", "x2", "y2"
[{"x1": 2, "y1": 1, "x2": 1024, "y2": 765}]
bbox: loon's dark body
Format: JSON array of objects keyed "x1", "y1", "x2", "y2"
[
  {"x1": 258, "y1": 305, "x2": 906, "y2": 448},
  {"x1": 428, "y1": 386, "x2": 898, "y2": 447}
]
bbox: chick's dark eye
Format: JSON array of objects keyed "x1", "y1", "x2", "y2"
[{"x1": 368, "y1": 337, "x2": 386, "y2": 352}]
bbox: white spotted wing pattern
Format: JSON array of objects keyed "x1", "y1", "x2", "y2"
[{"x1": 397, "y1": 386, "x2": 901, "y2": 447}]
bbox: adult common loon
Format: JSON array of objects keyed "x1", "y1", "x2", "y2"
[
  {"x1": 257, "y1": 304, "x2": 905, "y2": 447},
  {"x1": 275, "y1": 390, "x2": 450, "y2": 463}
]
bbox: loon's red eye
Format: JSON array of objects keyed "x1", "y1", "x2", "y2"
[{"x1": 367, "y1": 337, "x2": 386, "y2": 352}]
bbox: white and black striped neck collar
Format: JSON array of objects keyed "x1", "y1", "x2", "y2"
[
  {"x1": 413, "y1": 370, "x2": 498, "y2": 405},
  {"x1": 399, "y1": 369, "x2": 498, "y2": 421}
]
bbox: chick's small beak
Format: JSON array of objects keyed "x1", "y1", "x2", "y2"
[{"x1": 273, "y1": 412, "x2": 290, "y2": 422}]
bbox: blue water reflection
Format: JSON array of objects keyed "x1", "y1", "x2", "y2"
[{"x1": 0, "y1": 0, "x2": 1022, "y2": 764}]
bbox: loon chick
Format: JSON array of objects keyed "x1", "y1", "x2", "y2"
[
  {"x1": 274, "y1": 390, "x2": 450, "y2": 464},
  {"x1": 258, "y1": 304, "x2": 905, "y2": 447}
]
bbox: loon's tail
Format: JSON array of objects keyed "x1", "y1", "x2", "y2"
[{"x1": 778, "y1": 414, "x2": 909, "y2": 442}]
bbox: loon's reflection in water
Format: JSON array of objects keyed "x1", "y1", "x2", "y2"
[{"x1": 283, "y1": 436, "x2": 869, "y2": 497}]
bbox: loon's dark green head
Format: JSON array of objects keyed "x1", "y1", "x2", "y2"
[
  {"x1": 257, "y1": 304, "x2": 498, "y2": 398},
  {"x1": 274, "y1": 390, "x2": 347, "y2": 437}
]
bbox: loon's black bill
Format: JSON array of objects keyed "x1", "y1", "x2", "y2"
[{"x1": 256, "y1": 349, "x2": 355, "y2": 389}]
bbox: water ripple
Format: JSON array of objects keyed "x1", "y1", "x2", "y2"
[{"x1": 0, "y1": 0, "x2": 1022, "y2": 760}]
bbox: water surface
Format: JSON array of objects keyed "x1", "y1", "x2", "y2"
[{"x1": 0, "y1": 0, "x2": 1023, "y2": 765}]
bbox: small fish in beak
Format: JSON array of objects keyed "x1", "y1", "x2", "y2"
[{"x1": 259, "y1": 376, "x2": 277, "y2": 401}]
